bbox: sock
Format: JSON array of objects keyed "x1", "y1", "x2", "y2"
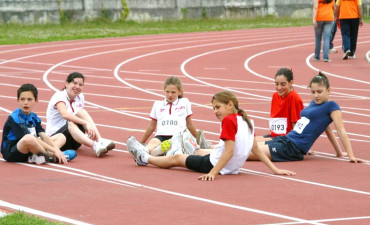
[
  {"x1": 141, "y1": 154, "x2": 149, "y2": 163},
  {"x1": 151, "y1": 145, "x2": 164, "y2": 156}
]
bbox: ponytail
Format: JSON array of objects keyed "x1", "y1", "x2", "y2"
[{"x1": 212, "y1": 91, "x2": 253, "y2": 132}]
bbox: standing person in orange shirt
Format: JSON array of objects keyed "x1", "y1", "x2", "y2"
[
  {"x1": 313, "y1": 0, "x2": 335, "y2": 62},
  {"x1": 335, "y1": 0, "x2": 363, "y2": 59}
]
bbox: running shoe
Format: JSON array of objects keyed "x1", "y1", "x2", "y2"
[
  {"x1": 324, "y1": 59, "x2": 331, "y2": 62},
  {"x1": 329, "y1": 48, "x2": 338, "y2": 53},
  {"x1": 160, "y1": 139, "x2": 171, "y2": 153},
  {"x1": 28, "y1": 152, "x2": 49, "y2": 165},
  {"x1": 127, "y1": 136, "x2": 148, "y2": 166},
  {"x1": 49, "y1": 150, "x2": 77, "y2": 163},
  {"x1": 93, "y1": 141, "x2": 108, "y2": 157},
  {"x1": 196, "y1": 130, "x2": 211, "y2": 149},
  {"x1": 100, "y1": 138, "x2": 115, "y2": 151},
  {"x1": 343, "y1": 50, "x2": 351, "y2": 60},
  {"x1": 166, "y1": 131, "x2": 184, "y2": 156},
  {"x1": 182, "y1": 129, "x2": 198, "y2": 155}
]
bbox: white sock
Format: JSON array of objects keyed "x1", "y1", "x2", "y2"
[
  {"x1": 151, "y1": 145, "x2": 164, "y2": 156},
  {"x1": 142, "y1": 154, "x2": 149, "y2": 163}
]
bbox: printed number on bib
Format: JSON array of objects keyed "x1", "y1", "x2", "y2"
[
  {"x1": 293, "y1": 117, "x2": 310, "y2": 134},
  {"x1": 161, "y1": 120, "x2": 178, "y2": 126},
  {"x1": 269, "y1": 118, "x2": 287, "y2": 134}
]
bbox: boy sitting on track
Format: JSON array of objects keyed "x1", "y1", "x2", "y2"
[{"x1": 1, "y1": 83, "x2": 76, "y2": 164}]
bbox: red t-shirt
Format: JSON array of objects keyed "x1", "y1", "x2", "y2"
[{"x1": 269, "y1": 90, "x2": 304, "y2": 137}]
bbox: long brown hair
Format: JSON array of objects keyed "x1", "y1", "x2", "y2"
[{"x1": 212, "y1": 91, "x2": 253, "y2": 132}]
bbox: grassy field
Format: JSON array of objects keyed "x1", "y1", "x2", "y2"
[
  {"x1": 0, "y1": 212, "x2": 65, "y2": 225},
  {"x1": 0, "y1": 15, "x2": 369, "y2": 224},
  {"x1": 0, "y1": 17, "x2": 318, "y2": 45}
]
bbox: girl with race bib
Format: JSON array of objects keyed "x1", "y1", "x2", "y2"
[
  {"x1": 250, "y1": 72, "x2": 366, "y2": 163},
  {"x1": 140, "y1": 76, "x2": 203, "y2": 156},
  {"x1": 257, "y1": 68, "x2": 304, "y2": 142},
  {"x1": 127, "y1": 91, "x2": 295, "y2": 181}
]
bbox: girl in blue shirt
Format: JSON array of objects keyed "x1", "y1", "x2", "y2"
[{"x1": 249, "y1": 72, "x2": 366, "y2": 163}]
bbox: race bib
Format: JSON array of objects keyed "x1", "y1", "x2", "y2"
[
  {"x1": 269, "y1": 118, "x2": 287, "y2": 134},
  {"x1": 293, "y1": 117, "x2": 310, "y2": 134},
  {"x1": 28, "y1": 127, "x2": 37, "y2": 137},
  {"x1": 158, "y1": 118, "x2": 179, "y2": 133}
]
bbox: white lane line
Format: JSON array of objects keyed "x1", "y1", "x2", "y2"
[
  {"x1": 264, "y1": 215, "x2": 370, "y2": 225},
  {"x1": 0, "y1": 200, "x2": 92, "y2": 225},
  {"x1": 241, "y1": 168, "x2": 370, "y2": 195}
]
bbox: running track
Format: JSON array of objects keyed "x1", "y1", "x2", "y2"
[{"x1": 0, "y1": 25, "x2": 369, "y2": 225}]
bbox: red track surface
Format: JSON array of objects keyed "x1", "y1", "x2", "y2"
[{"x1": 0, "y1": 25, "x2": 369, "y2": 225}]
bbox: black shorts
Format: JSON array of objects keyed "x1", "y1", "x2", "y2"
[
  {"x1": 266, "y1": 136, "x2": 304, "y2": 162},
  {"x1": 52, "y1": 122, "x2": 85, "y2": 151},
  {"x1": 2, "y1": 143, "x2": 30, "y2": 162},
  {"x1": 185, "y1": 154, "x2": 214, "y2": 173},
  {"x1": 154, "y1": 135, "x2": 172, "y2": 142}
]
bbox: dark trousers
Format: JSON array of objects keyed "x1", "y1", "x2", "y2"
[{"x1": 340, "y1": 18, "x2": 360, "y2": 56}]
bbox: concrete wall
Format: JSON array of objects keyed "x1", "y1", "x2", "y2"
[{"x1": 0, "y1": 0, "x2": 369, "y2": 24}]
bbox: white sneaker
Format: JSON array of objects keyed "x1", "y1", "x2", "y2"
[
  {"x1": 182, "y1": 129, "x2": 199, "y2": 155},
  {"x1": 166, "y1": 131, "x2": 184, "y2": 156},
  {"x1": 196, "y1": 130, "x2": 211, "y2": 149},
  {"x1": 100, "y1": 138, "x2": 115, "y2": 151},
  {"x1": 329, "y1": 48, "x2": 338, "y2": 53},
  {"x1": 28, "y1": 153, "x2": 49, "y2": 165},
  {"x1": 343, "y1": 50, "x2": 351, "y2": 60},
  {"x1": 126, "y1": 136, "x2": 148, "y2": 166},
  {"x1": 348, "y1": 54, "x2": 356, "y2": 59},
  {"x1": 93, "y1": 141, "x2": 107, "y2": 157}
]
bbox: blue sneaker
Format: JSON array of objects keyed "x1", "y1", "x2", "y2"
[
  {"x1": 63, "y1": 150, "x2": 77, "y2": 161},
  {"x1": 49, "y1": 150, "x2": 77, "y2": 163}
]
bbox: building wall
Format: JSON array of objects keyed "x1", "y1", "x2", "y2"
[{"x1": 0, "y1": 0, "x2": 369, "y2": 24}]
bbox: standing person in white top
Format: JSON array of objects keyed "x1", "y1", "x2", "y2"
[
  {"x1": 139, "y1": 76, "x2": 209, "y2": 156},
  {"x1": 127, "y1": 91, "x2": 295, "y2": 181},
  {"x1": 46, "y1": 72, "x2": 115, "y2": 157}
]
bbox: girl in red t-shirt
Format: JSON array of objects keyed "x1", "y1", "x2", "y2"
[{"x1": 257, "y1": 68, "x2": 304, "y2": 142}]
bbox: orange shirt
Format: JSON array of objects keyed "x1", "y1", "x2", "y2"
[
  {"x1": 316, "y1": 0, "x2": 335, "y2": 21},
  {"x1": 337, "y1": 0, "x2": 362, "y2": 19}
]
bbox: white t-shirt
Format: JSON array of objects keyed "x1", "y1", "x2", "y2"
[
  {"x1": 210, "y1": 114, "x2": 254, "y2": 175},
  {"x1": 149, "y1": 97, "x2": 192, "y2": 136},
  {"x1": 46, "y1": 89, "x2": 85, "y2": 136}
]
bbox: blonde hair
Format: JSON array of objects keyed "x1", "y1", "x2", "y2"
[
  {"x1": 164, "y1": 76, "x2": 183, "y2": 98},
  {"x1": 212, "y1": 91, "x2": 253, "y2": 131}
]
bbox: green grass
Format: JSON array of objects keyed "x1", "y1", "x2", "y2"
[
  {"x1": 2, "y1": 16, "x2": 370, "y2": 45},
  {"x1": 2, "y1": 16, "x2": 369, "y2": 45},
  {"x1": 0, "y1": 16, "x2": 316, "y2": 45},
  {"x1": 0, "y1": 212, "x2": 65, "y2": 225}
]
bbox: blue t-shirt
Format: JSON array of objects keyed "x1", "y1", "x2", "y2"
[
  {"x1": 286, "y1": 100, "x2": 341, "y2": 154},
  {"x1": 1, "y1": 108, "x2": 44, "y2": 160}
]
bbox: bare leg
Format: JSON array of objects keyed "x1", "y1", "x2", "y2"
[
  {"x1": 194, "y1": 148, "x2": 212, "y2": 156},
  {"x1": 248, "y1": 143, "x2": 272, "y2": 161},
  {"x1": 68, "y1": 122, "x2": 94, "y2": 148},
  {"x1": 146, "y1": 138, "x2": 161, "y2": 155},
  {"x1": 255, "y1": 136, "x2": 272, "y2": 142},
  {"x1": 148, "y1": 154, "x2": 188, "y2": 169},
  {"x1": 51, "y1": 133, "x2": 66, "y2": 149},
  {"x1": 76, "y1": 109, "x2": 102, "y2": 141},
  {"x1": 17, "y1": 134, "x2": 46, "y2": 154}
]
